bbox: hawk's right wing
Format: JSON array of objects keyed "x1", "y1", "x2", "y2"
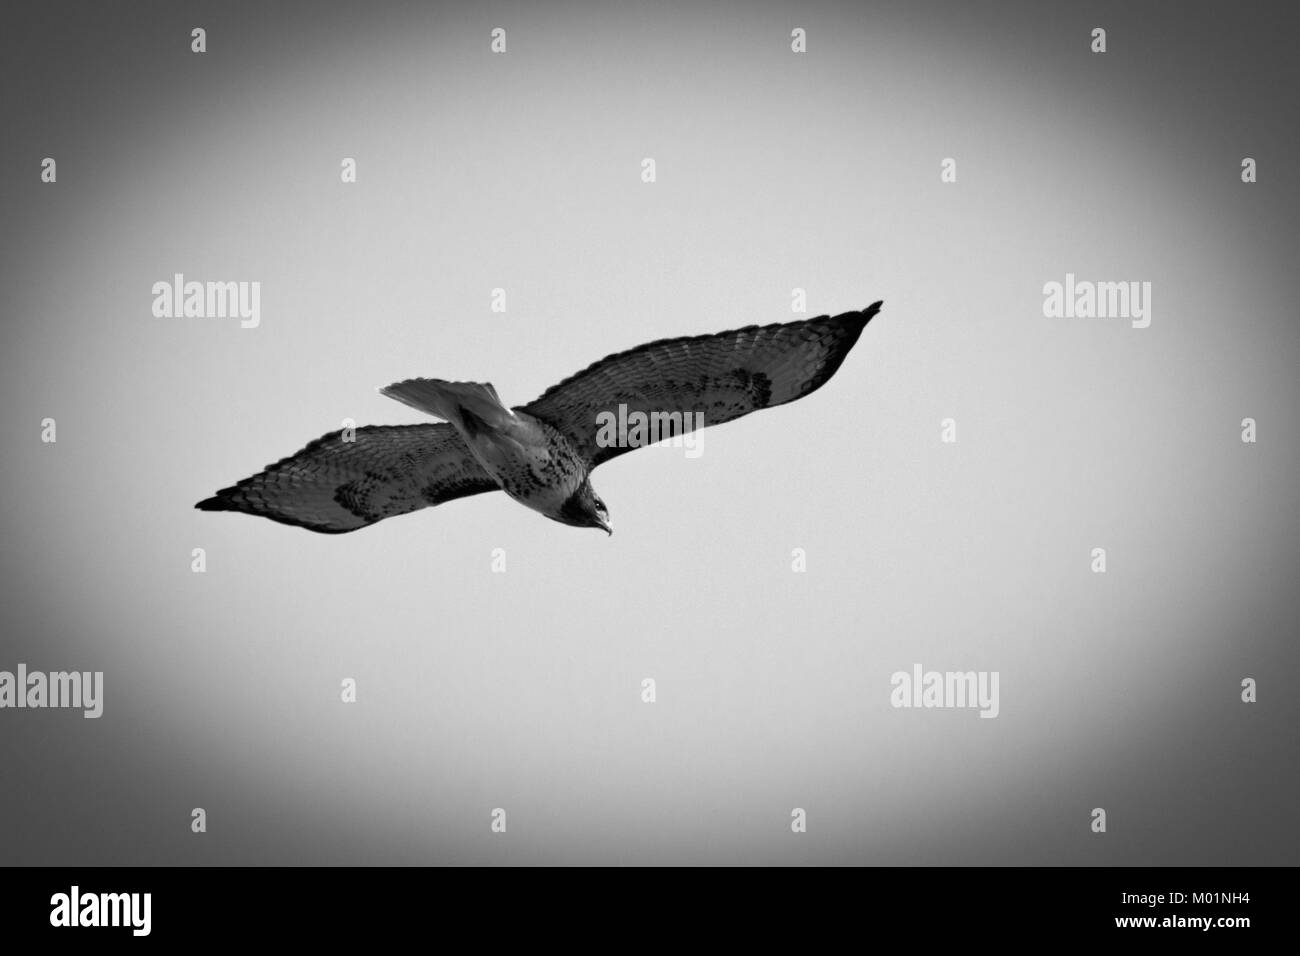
[{"x1": 196, "y1": 423, "x2": 498, "y2": 533}]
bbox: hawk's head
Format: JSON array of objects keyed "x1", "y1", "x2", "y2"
[{"x1": 557, "y1": 480, "x2": 612, "y2": 535}]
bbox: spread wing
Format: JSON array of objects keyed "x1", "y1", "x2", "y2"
[
  {"x1": 195, "y1": 424, "x2": 498, "y2": 533},
  {"x1": 520, "y1": 304, "x2": 881, "y2": 468}
]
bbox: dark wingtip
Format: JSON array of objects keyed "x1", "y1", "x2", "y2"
[
  {"x1": 828, "y1": 301, "x2": 882, "y2": 333},
  {"x1": 195, "y1": 495, "x2": 231, "y2": 512},
  {"x1": 855, "y1": 301, "x2": 883, "y2": 325}
]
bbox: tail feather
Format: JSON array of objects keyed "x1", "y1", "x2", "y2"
[{"x1": 378, "y1": 378, "x2": 512, "y2": 432}]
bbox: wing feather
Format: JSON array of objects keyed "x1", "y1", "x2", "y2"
[
  {"x1": 195, "y1": 423, "x2": 498, "y2": 533},
  {"x1": 519, "y1": 304, "x2": 881, "y2": 467}
]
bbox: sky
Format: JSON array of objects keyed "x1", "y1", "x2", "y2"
[{"x1": 0, "y1": 0, "x2": 1296, "y2": 864}]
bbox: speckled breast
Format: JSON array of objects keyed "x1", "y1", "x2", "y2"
[{"x1": 464, "y1": 412, "x2": 588, "y2": 518}]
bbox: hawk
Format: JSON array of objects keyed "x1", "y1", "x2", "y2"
[{"x1": 196, "y1": 303, "x2": 882, "y2": 534}]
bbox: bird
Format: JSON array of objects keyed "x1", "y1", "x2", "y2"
[{"x1": 196, "y1": 303, "x2": 882, "y2": 534}]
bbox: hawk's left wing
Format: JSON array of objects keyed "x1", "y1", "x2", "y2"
[{"x1": 519, "y1": 304, "x2": 880, "y2": 468}]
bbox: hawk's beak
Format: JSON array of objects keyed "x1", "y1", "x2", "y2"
[{"x1": 597, "y1": 517, "x2": 613, "y2": 536}]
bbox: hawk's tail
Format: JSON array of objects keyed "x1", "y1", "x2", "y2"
[{"x1": 378, "y1": 378, "x2": 512, "y2": 436}]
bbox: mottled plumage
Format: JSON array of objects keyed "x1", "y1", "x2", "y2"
[
  {"x1": 194, "y1": 424, "x2": 496, "y2": 534},
  {"x1": 196, "y1": 303, "x2": 882, "y2": 534}
]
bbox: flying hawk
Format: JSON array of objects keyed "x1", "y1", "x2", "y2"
[{"x1": 196, "y1": 303, "x2": 882, "y2": 534}]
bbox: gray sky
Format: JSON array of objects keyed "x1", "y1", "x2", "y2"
[{"x1": 0, "y1": 0, "x2": 1296, "y2": 864}]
